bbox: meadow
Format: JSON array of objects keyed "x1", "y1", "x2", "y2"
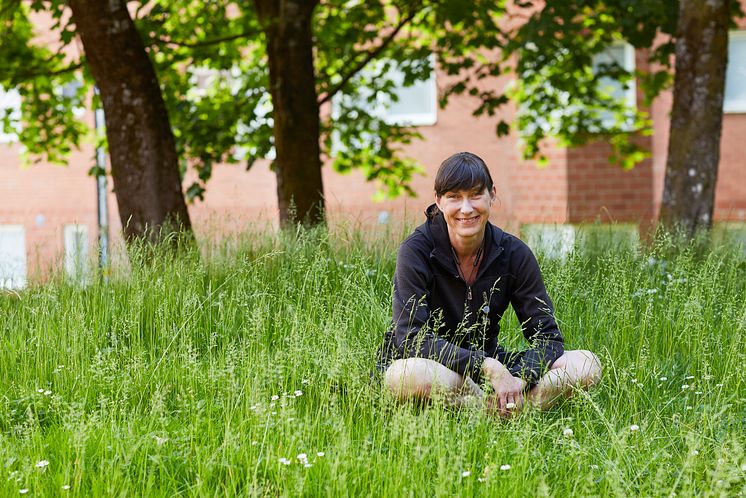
[{"x1": 0, "y1": 225, "x2": 744, "y2": 496}]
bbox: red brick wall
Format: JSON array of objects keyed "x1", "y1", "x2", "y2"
[{"x1": 2, "y1": 36, "x2": 746, "y2": 277}]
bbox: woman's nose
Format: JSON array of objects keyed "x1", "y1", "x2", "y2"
[{"x1": 460, "y1": 199, "x2": 474, "y2": 213}]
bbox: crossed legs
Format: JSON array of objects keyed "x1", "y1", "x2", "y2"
[{"x1": 383, "y1": 350, "x2": 602, "y2": 412}]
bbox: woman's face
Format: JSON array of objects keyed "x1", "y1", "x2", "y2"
[{"x1": 435, "y1": 186, "x2": 496, "y2": 241}]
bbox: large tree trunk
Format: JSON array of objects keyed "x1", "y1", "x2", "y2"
[
  {"x1": 69, "y1": 0, "x2": 193, "y2": 244},
  {"x1": 659, "y1": 0, "x2": 730, "y2": 237},
  {"x1": 254, "y1": 0, "x2": 325, "y2": 226}
]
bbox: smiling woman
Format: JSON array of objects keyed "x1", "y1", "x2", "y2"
[{"x1": 376, "y1": 152, "x2": 602, "y2": 417}]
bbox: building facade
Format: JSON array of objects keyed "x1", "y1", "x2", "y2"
[{"x1": 1, "y1": 26, "x2": 745, "y2": 287}]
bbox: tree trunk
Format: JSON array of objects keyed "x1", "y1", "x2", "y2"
[
  {"x1": 69, "y1": 0, "x2": 193, "y2": 244},
  {"x1": 659, "y1": 0, "x2": 730, "y2": 237},
  {"x1": 254, "y1": 0, "x2": 325, "y2": 226}
]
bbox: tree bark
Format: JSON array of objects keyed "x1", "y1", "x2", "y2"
[
  {"x1": 69, "y1": 0, "x2": 193, "y2": 244},
  {"x1": 659, "y1": 0, "x2": 730, "y2": 237},
  {"x1": 254, "y1": 0, "x2": 325, "y2": 226}
]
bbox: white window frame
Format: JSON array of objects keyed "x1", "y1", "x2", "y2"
[
  {"x1": 332, "y1": 55, "x2": 438, "y2": 128},
  {"x1": 0, "y1": 87, "x2": 21, "y2": 144},
  {"x1": 592, "y1": 42, "x2": 637, "y2": 127},
  {"x1": 0, "y1": 225, "x2": 27, "y2": 290},
  {"x1": 522, "y1": 224, "x2": 576, "y2": 261},
  {"x1": 724, "y1": 30, "x2": 746, "y2": 113},
  {"x1": 64, "y1": 224, "x2": 89, "y2": 284}
]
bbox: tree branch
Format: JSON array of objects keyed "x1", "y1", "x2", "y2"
[
  {"x1": 317, "y1": 7, "x2": 419, "y2": 106},
  {"x1": 10, "y1": 61, "x2": 84, "y2": 83},
  {"x1": 0, "y1": 0, "x2": 21, "y2": 20},
  {"x1": 148, "y1": 28, "x2": 260, "y2": 49}
]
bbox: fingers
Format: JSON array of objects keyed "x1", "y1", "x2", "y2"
[{"x1": 498, "y1": 394, "x2": 508, "y2": 412}]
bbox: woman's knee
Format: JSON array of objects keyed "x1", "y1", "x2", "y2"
[
  {"x1": 551, "y1": 350, "x2": 602, "y2": 388},
  {"x1": 570, "y1": 350, "x2": 602, "y2": 387},
  {"x1": 384, "y1": 358, "x2": 461, "y2": 401}
]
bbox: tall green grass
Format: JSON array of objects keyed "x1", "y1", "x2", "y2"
[{"x1": 0, "y1": 226, "x2": 744, "y2": 496}]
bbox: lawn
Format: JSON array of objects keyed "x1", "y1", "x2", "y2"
[{"x1": 0, "y1": 226, "x2": 744, "y2": 496}]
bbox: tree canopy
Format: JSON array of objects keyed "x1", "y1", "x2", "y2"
[{"x1": 1, "y1": 0, "x2": 742, "y2": 234}]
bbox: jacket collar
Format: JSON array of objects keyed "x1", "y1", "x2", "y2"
[{"x1": 424, "y1": 203, "x2": 505, "y2": 277}]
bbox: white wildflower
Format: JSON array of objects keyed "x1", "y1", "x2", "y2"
[
  {"x1": 691, "y1": 450, "x2": 699, "y2": 456},
  {"x1": 563, "y1": 428, "x2": 574, "y2": 438},
  {"x1": 297, "y1": 453, "x2": 308, "y2": 462},
  {"x1": 461, "y1": 471, "x2": 471, "y2": 477},
  {"x1": 630, "y1": 424, "x2": 640, "y2": 432},
  {"x1": 660, "y1": 377, "x2": 668, "y2": 381},
  {"x1": 19, "y1": 490, "x2": 28, "y2": 495},
  {"x1": 477, "y1": 477, "x2": 486, "y2": 483},
  {"x1": 35, "y1": 460, "x2": 49, "y2": 469},
  {"x1": 505, "y1": 402, "x2": 516, "y2": 410},
  {"x1": 271, "y1": 395, "x2": 279, "y2": 401},
  {"x1": 43, "y1": 390, "x2": 52, "y2": 396},
  {"x1": 301, "y1": 379, "x2": 310, "y2": 384},
  {"x1": 279, "y1": 457, "x2": 291, "y2": 465},
  {"x1": 62, "y1": 485, "x2": 70, "y2": 490},
  {"x1": 685, "y1": 375, "x2": 695, "y2": 380},
  {"x1": 251, "y1": 441, "x2": 258, "y2": 446},
  {"x1": 37, "y1": 389, "x2": 44, "y2": 394},
  {"x1": 741, "y1": 463, "x2": 746, "y2": 471},
  {"x1": 317, "y1": 452, "x2": 325, "y2": 457},
  {"x1": 294, "y1": 390, "x2": 303, "y2": 397},
  {"x1": 716, "y1": 383, "x2": 724, "y2": 388},
  {"x1": 681, "y1": 384, "x2": 689, "y2": 390},
  {"x1": 304, "y1": 463, "x2": 312, "y2": 468},
  {"x1": 500, "y1": 464, "x2": 511, "y2": 471},
  {"x1": 695, "y1": 391, "x2": 703, "y2": 395}
]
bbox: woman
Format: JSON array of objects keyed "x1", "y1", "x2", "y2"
[{"x1": 377, "y1": 152, "x2": 601, "y2": 416}]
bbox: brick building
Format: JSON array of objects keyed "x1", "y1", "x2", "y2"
[{"x1": 1, "y1": 27, "x2": 745, "y2": 288}]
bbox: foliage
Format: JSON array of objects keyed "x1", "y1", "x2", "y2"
[
  {"x1": 2, "y1": 0, "x2": 743, "y2": 199},
  {"x1": 0, "y1": 226, "x2": 744, "y2": 495},
  {"x1": 0, "y1": 2, "x2": 90, "y2": 164}
]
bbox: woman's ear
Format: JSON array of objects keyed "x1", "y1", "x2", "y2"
[{"x1": 434, "y1": 192, "x2": 443, "y2": 211}]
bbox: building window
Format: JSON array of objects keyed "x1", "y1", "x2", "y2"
[
  {"x1": 725, "y1": 31, "x2": 746, "y2": 113},
  {"x1": 0, "y1": 225, "x2": 26, "y2": 290},
  {"x1": 64, "y1": 224, "x2": 88, "y2": 284},
  {"x1": 521, "y1": 223, "x2": 639, "y2": 260},
  {"x1": 0, "y1": 87, "x2": 21, "y2": 144},
  {"x1": 522, "y1": 224, "x2": 577, "y2": 260},
  {"x1": 592, "y1": 42, "x2": 636, "y2": 126},
  {"x1": 380, "y1": 59, "x2": 437, "y2": 126},
  {"x1": 333, "y1": 56, "x2": 437, "y2": 127}
]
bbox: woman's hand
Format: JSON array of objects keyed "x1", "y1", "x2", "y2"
[{"x1": 481, "y1": 357, "x2": 527, "y2": 417}]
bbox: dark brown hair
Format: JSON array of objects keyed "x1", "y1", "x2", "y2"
[{"x1": 434, "y1": 152, "x2": 494, "y2": 197}]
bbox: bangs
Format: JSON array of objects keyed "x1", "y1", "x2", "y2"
[{"x1": 434, "y1": 152, "x2": 493, "y2": 197}]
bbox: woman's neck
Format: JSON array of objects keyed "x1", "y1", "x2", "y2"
[{"x1": 449, "y1": 231, "x2": 485, "y2": 263}]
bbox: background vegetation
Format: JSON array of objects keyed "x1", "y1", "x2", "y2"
[{"x1": 0, "y1": 227, "x2": 744, "y2": 496}]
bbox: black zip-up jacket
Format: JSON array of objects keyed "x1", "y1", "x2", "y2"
[{"x1": 382, "y1": 204, "x2": 564, "y2": 388}]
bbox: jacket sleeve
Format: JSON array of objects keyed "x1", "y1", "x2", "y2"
[
  {"x1": 508, "y1": 241, "x2": 565, "y2": 388},
  {"x1": 391, "y1": 240, "x2": 487, "y2": 382}
]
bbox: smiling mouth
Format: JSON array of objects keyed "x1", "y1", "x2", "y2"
[{"x1": 457, "y1": 216, "x2": 479, "y2": 223}]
